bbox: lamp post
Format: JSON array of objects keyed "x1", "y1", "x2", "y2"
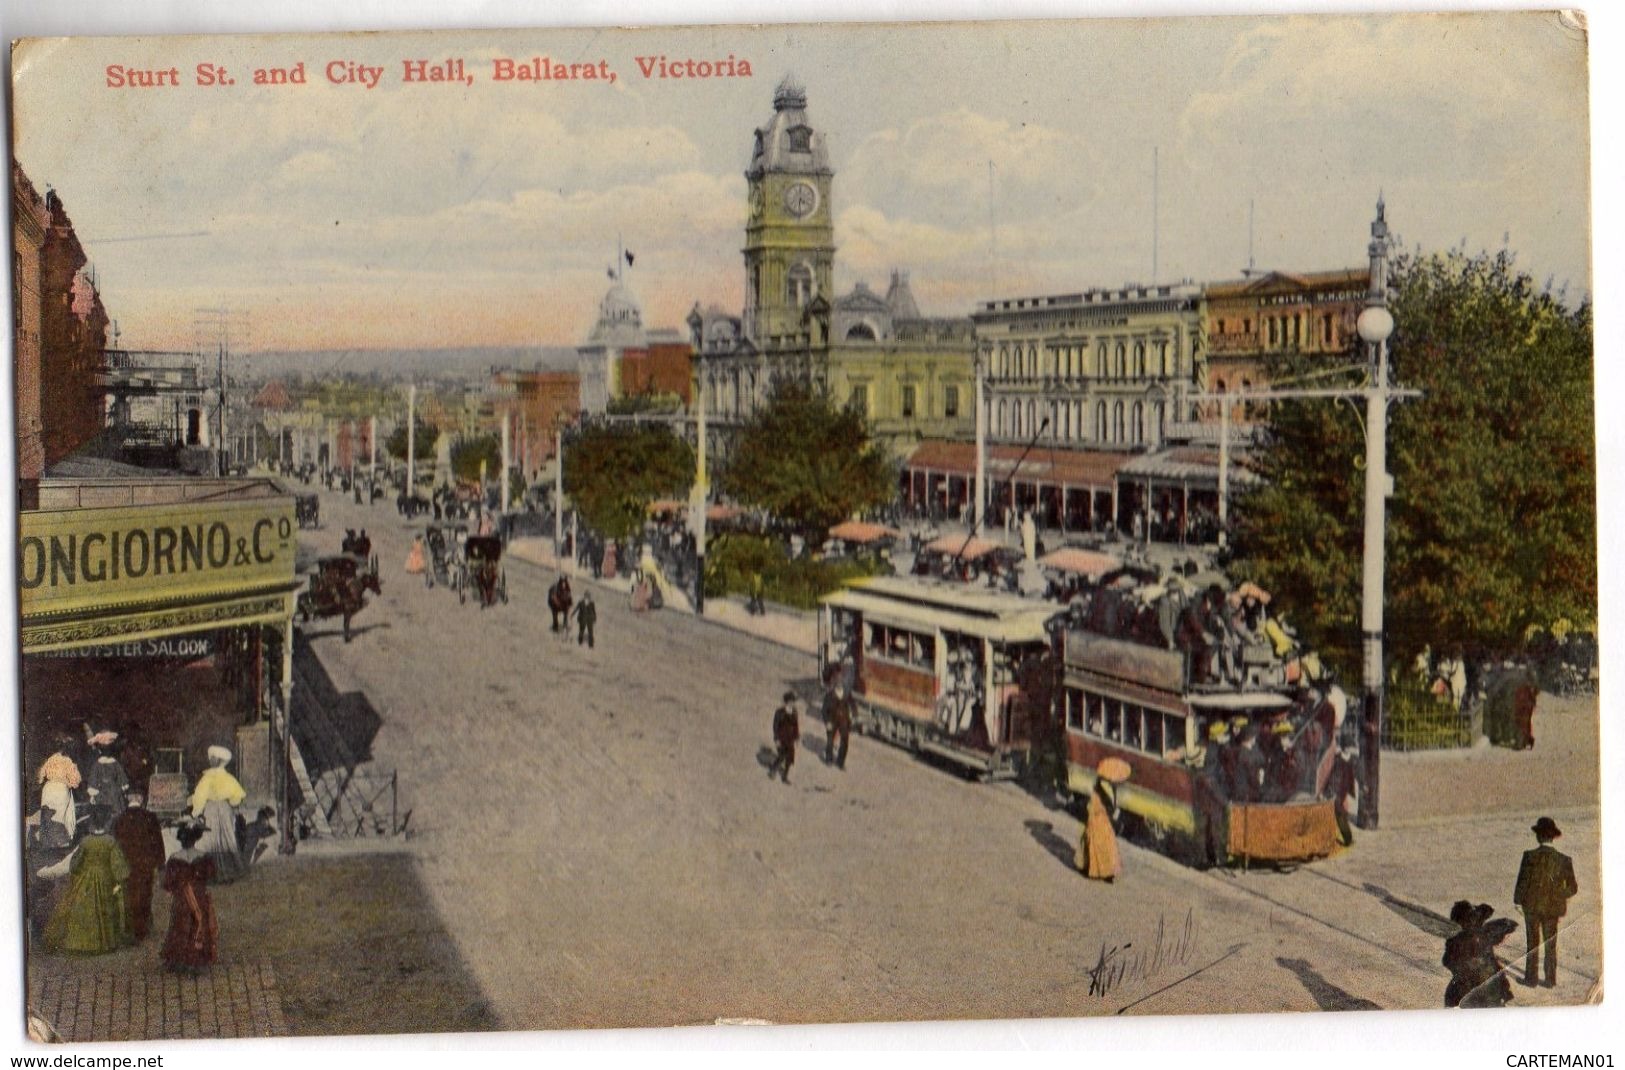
[{"x1": 1354, "y1": 196, "x2": 1396, "y2": 830}]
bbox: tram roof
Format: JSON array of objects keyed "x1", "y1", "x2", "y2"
[{"x1": 826, "y1": 576, "x2": 1057, "y2": 640}]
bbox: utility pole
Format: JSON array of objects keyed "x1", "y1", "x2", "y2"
[
  {"x1": 406, "y1": 383, "x2": 417, "y2": 495},
  {"x1": 501, "y1": 411, "x2": 512, "y2": 513},
  {"x1": 555, "y1": 427, "x2": 566, "y2": 567},
  {"x1": 1180, "y1": 197, "x2": 1414, "y2": 829},
  {"x1": 973, "y1": 348, "x2": 987, "y2": 530},
  {"x1": 691, "y1": 377, "x2": 709, "y2": 615}
]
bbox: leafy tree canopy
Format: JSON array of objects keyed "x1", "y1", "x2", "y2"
[
  {"x1": 718, "y1": 381, "x2": 896, "y2": 542},
  {"x1": 1230, "y1": 248, "x2": 1595, "y2": 674},
  {"x1": 450, "y1": 434, "x2": 502, "y2": 484},
  {"x1": 564, "y1": 421, "x2": 695, "y2": 540},
  {"x1": 384, "y1": 415, "x2": 437, "y2": 462}
]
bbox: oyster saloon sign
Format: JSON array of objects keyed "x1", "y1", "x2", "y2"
[{"x1": 19, "y1": 498, "x2": 297, "y2": 616}]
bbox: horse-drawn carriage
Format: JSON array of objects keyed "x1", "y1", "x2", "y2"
[
  {"x1": 397, "y1": 492, "x2": 430, "y2": 518},
  {"x1": 423, "y1": 523, "x2": 466, "y2": 590},
  {"x1": 461, "y1": 536, "x2": 507, "y2": 608},
  {"x1": 297, "y1": 555, "x2": 382, "y2": 641},
  {"x1": 295, "y1": 493, "x2": 320, "y2": 529}
]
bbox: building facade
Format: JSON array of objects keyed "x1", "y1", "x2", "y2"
[
  {"x1": 13, "y1": 162, "x2": 49, "y2": 490},
  {"x1": 1201, "y1": 268, "x2": 1367, "y2": 422},
  {"x1": 971, "y1": 282, "x2": 1204, "y2": 452},
  {"x1": 690, "y1": 80, "x2": 975, "y2": 459},
  {"x1": 40, "y1": 187, "x2": 110, "y2": 468}
]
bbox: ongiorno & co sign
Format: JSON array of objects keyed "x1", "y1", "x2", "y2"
[{"x1": 19, "y1": 514, "x2": 294, "y2": 592}]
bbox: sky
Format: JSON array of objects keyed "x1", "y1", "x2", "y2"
[{"x1": 10, "y1": 11, "x2": 1592, "y2": 353}]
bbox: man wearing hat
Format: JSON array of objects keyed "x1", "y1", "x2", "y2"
[
  {"x1": 769, "y1": 691, "x2": 801, "y2": 785},
  {"x1": 1192, "y1": 721, "x2": 1230, "y2": 867},
  {"x1": 1513, "y1": 816, "x2": 1578, "y2": 988},
  {"x1": 822, "y1": 679, "x2": 856, "y2": 770}
]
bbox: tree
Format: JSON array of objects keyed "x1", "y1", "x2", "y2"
[
  {"x1": 385, "y1": 416, "x2": 436, "y2": 463},
  {"x1": 450, "y1": 434, "x2": 501, "y2": 484},
  {"x1": 563, "y1": 421, "x2": 695, "y2": 540},
  {"x1": 1230, "y1": 248, "x2": 1595, "y2": 674},
  {"x1": 719, "y1": 381, "x2": 896, "y2": 543}
]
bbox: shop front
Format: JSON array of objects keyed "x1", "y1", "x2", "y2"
[{"x1": 18, "y1": 478, "x2": 302, "y2": 850}]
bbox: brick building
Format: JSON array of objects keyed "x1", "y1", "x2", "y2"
[
  {"x1": 40, "y1": 186, "x2": 109, "y2": 466},
  {"x1": 12, "y1": 162, "x2": 49, "y2": 491}
]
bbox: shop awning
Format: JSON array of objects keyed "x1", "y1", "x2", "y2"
[
  {"x1": 1038, "y1": 547, "x2": 1124, "y2": 578},
  {"x1": 828, "y1": 520, "x2": 901, "y2": 544},
  {"x1": 905, "y1": 439, "x2": 1131, "y2": 490},
  {"x1": 1117, "y1": 447, "x2": 1258, "y2": 487},
  {"x1": 922, "y1": 534, "x2": 1009, "y2": 560}
]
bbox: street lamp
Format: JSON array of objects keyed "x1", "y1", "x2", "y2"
[{"x1": 1355, "y1": 199, "x2": 1396, "y2": 829}]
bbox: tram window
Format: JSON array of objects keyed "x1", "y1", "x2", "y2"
[
  {"x1": 1065, "y1": 688, "x2": 1084, "y2": 731},
  {"x1": 1143, "y1": 709, "x2": 1164, "y2": 754},
  {"x1": 1086, "y1": 694, "x2": 1104, "y2": 736},
  {"x1": 1104, "y1": 700, "x2": 1122, "y2": 742},
  {"x1": 1123, "y1": 704, "x2": 1143, "y2": 750},
  {"x1": 867, "y1": 623, "x2": 886, "y2": 654},
  {"x1": 888, "y1": 629, "x2": 911, "y2": 660},
  {"x1": 913, "y1": 634, "x2": 936, "y2": 668},
  {"x1": 1164, "y1": 714, "x2": 1187, "y2": 755}
]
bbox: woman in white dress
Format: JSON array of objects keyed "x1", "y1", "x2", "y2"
[{"x1": 189, "y1": 746, "x2": 247, "y2": 883}]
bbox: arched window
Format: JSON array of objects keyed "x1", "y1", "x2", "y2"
[
  {"x1": 1073, "y1": 400, "x2": 1084, "y2": 441},
  {"x1": 1113, "y1": 401, "x2": 1125, "y2": 443},
  {"x1": 1028, "y1": 344, "x2": 1039, "y2": 379},
  {"x1": 1134, "y1": 342, "x2": 1146, "y2": 378},
  {"x1": 1049, "y1": 401, "x2": 1059, "y2": 439},
  {"x1": 1132, "y1": 401, "x2": 1144, "y2": 444},
  {"x1": 1026, "y1": 399, "x2": 1037, "y2": 436},
  {"x1": 1158, "y1": 341, "x2": 1169, "y2": 376},
  {"x1": 845, "y1": 323, "x2": 877, "y2": 341},
  {"x1": 1062, "y1": 402, "x2": 1072, "y2": 441},
  {"x1": 1115, "y1": 343, "x2": 1126, "y2": 379},
  {"x1": 998, "y1": 344, "x2": 1008, "y2": 378},
  {"x1": 1097, "y1": 343, "x2": 1108, "y2": 378},
  {"x1": 1153, "y1": 402, "x2": 1165, "y2": 443},
  {"x1": 732, "y1": 371, "x2": 742, "y2": 415},
  {"x1": 997, "y1": 398, "x2": 1007, "y2": 436},
  {"x1": 1095, "y1": 401, "x2": 1108, "y2": 442},
  {"x1": 786, "y1": 263, "x2": 814, "y2": 308},
  {"x1": 1012, "y1": 403, "x2": 1022, "y2": 438}
]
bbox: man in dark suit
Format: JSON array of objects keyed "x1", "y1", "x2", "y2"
[
  {"x1": 769, "y1": 692, "x2": 800, "y2": 785},
  {"x1": 1513, "y1": 816, "x2": 1579, "y2": 988},
  {"x1": 822, "y1": 681, "x2": 856, "y2": 770}
]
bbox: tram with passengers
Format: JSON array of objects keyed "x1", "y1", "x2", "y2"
[
  {"x1": 819, "y1": 576, "x2": 1058, "y2": 778},
  {"x1": 821, "y1": 573, "x2": 1348, "y2": 866}
]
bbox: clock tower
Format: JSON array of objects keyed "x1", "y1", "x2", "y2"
[{"x1": 743, "y1": 77, "x2": 835, "y2": 347}]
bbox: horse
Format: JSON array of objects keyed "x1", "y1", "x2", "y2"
[{"x1": 548, "y1": 578, "x2": 573, "y2": 634}]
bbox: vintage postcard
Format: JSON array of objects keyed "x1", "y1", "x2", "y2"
[{"x1": 8, "y1": 10, "x2": 1599, "y2": 1043}]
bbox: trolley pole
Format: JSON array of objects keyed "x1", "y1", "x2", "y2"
[
  {"x1": 973, "y1": 349, "x2": 987, "y2": 530},
  {"x1": 555, "y1": 427, "x2": 566, "y2": 567},
  {"x1": 501, "y1": 411, "x2": 512, "y2": 514}
]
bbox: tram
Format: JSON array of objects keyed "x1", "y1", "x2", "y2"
[
  {"x1": 820, "y1": 573, "x2": 1347, "y2": 866},
  {"x1": 818, "y1": 576, "x2": 1057, "y2": 778}
]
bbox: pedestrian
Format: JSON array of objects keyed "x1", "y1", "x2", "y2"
[
  {"x1": 237, "y1": 806, "x2": 278, "y2": 868},
  {"x1": 1224, "y1": 725, "x2": 1266, "y2": 803},
  {"x1": 1513, "y1": 668, "x2": 1539, "y2": 750},
  {"x1": 160, "y1": 819, "x2": 219, "y2": 974},
  {"x1": 1443, "y1": 901, "x2": 1516, "y2": 1008},
  {"x1": 112, "y1": 794, "x2": 166, "y2": 942},
  {"x1": 747, "y1": 570, "x2": 766, "y2": 616},
  {"x1": 405, "y1": 535, "x2": 427, "y2": 575},
  {"x1": 118, "y1": 722, "x2": 154, "y2": 799},
  {"x1": 84, "y1": 730, "x2": 131, "y2": 815},
  {"x1": 769, "y1": 691, "x2": 801, "y2": 784},
  {"x1": 37, "y1": 749, "x2": 82, "y2": 846},
  {"x1": 1192, "y1": 721, "x2": 1230, "y2": 867},
  {"x1": 822, "y1": 679, "x2": 855, "y2": 769},
  {"x1": 190, "y1": 746, "x2": 248, "y2": 884},
  {"x1": 42, "y1": 805, "x2": 132, "y2": 955},
  {"x1": 1513, "y1": 816, "x2": 1579, "y2": 988},
  {"x1": 1325, "y1": 746, "x2": 1359, "y2": 847},
  {"x1": 1074, "y1": 777, "x2": 1122, "y2": 882},
  {"x1": 573, "y1": 592, "x2": 597, "y2": 648}
]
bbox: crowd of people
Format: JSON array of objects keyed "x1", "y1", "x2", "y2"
[{"x1": 26, "y1": 729, "x2": 272, "y2": 974}]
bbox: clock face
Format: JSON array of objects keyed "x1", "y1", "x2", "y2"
[{"x1": 783, "y1": 181, "x2": 818, "y2": 218}]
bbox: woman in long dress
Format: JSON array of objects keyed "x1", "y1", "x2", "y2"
[
  {"x1": 37, "y1": 751, "x2": 81, "y2": 845},
  {"x1": 42, "y1": 806, "x2": 132, "y2": 955},
  {"x1": 160, "y1": 822, "x2": 218, "y2": 973},
  {"x1": 190, "y1": 746, "x2": 247, "y2": 883},
  {"x1": 1075, "y1": 779, "x2": 1122, "y2": 882},
  {"x1": 404, "y1": 535, "x2": 426, "y2": 575}
]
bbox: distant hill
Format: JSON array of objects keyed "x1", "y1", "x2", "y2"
[{"x1": 245, "y1": 346, "x2": 581, "y2": 382}]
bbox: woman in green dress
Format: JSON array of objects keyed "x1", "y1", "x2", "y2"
[{"x1": 42, "y1": 806, "x2": 132, "y2": 955}]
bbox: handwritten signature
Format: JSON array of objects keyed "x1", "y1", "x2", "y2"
[{"x1": 1086, "y1": 908, "x2": 1198, "y2": 998}]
